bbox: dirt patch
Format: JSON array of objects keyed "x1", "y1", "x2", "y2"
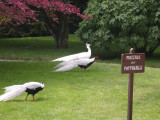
[{"x1": 0, "y1": 58, "x2": 44, "y2": 62}]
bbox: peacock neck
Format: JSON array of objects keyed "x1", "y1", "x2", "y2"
[{"x1": 87, "y1": 46, "x2": 91, "y2": 52}]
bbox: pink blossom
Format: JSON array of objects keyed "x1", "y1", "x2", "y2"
[{"x1": 0, "y1": 0, "x2": 92, "y2": 25}]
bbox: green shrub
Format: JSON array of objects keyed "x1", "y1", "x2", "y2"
[{"x1": 76, "y1": 0, "x2": 160, "y2": 58}]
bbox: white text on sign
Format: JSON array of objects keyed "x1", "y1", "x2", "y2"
[
  {"x1": 126, "y1": 55, "x2": 141, "y2": 60},
  {"x1": 124, "y1": 66, "x2": 143, "y2": 71},
  {"x1": 121, "y1": 53, "x2": 145, "y2": 74}
]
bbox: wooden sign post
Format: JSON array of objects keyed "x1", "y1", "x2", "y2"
[{"x1": 121, "y1": 48, "x2": 145, "y2": 120}]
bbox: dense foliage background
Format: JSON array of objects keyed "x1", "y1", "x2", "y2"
[{"x1": 76, "y1": 0, "x2": 160, "y2": 58}]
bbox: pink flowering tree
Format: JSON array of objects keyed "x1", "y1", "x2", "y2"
[{"x1": 0, "y1": 0, "x2": 92, "y2": 48}]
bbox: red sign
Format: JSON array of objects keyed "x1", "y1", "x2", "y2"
[{"x1": 121, "y1": 53, "x2": 145, "y2": 74}]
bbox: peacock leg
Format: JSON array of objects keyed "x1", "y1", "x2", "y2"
[
  {"x1": 25, "y1": 94, "x2": 29, "y2": 101},
  {"x1": 33, "y1": 95, "x2": 35, "y2": 101}
]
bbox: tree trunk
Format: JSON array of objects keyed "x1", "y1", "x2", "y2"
[
  {"x1": 56, "y1": 14, "x2": 69, "y2": 48},
  {"x1": 146, "y1": 40, "x2": 160, "y2": 56},
  {"x1": 135, "y1": 39, "x2": 160, "y2": 56},
  {"x1": 43, "y1": 11, "x2": 69, "y2": 49}
]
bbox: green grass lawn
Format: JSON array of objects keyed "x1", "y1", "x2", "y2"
[
  {"x1": 0, "y1": 35, "x2": 86, "y2": 61},
  {"x1": 1, "y1": 35, "x2": 160, "y2": 66},
  {"x1": 0, "y1": 61, "x2": 160, "y2": 120},
  {"x1": 0, "y1": 35, "x2": 160, "y2": 120}
]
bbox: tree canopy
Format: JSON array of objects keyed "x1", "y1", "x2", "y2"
[
  {"x1": 76, "y1": 0, "x2": 160, "y2": 58},
  {"x1": 0, "y1": 0, "x2": 91, "y2": 24},
  {"x1": 0, "y1": 0, "x2": 91, "y2": 48}
]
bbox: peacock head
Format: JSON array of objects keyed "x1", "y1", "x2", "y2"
[
  {"x1": 86, "y1": 43, "x2": 91, "y2": 47},
  {"x1": 95, "y1": 56, "x2": 99, "y2": 59}
]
